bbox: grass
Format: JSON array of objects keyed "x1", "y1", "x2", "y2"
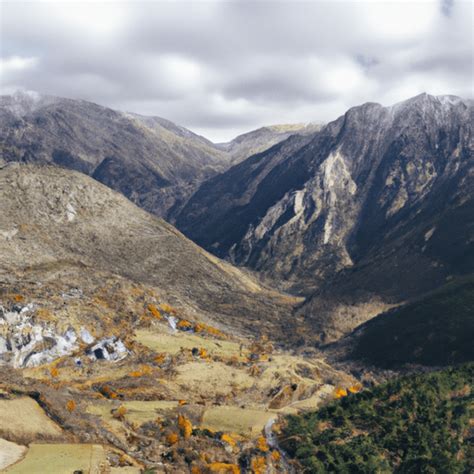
[
  {"x1": 0, "y1": 397, "x2": 63, "y2": 442},
  {"x1": 280, "y1": 364, "x2": 474, "y2": 473},
  {"x1": 201, "y1": 406, "x2": 276, "y2": 436},
  {"x1": 353, "y1": 276, "x2": 474, "y2": 367},
  {"x1": 4, "y1": 444, "x2": 106, "y2": 474},
  {"x1": 135, "y1": 328, "x2": 245, "y2": 359}
]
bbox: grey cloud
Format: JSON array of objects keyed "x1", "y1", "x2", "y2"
[{"x1": 1, "y1": 1, "x2": 472, "y2": 142}]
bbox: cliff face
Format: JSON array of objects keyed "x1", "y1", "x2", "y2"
[{"x1": 177, "y1": 94, "x2": 473, "y2": 339}]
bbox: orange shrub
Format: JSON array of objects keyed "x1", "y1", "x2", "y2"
[
  {"x1": 256, "y1": 436, "x2": 269, "y2": 452},
  {"x1": 50, "y1": 367, "x2": 59, "y2": 378},
  {"x1": 100, "y1": 385, "x2": 118, "y2": 399},
  {"x1": 160, "y1": 303, "x2": 177, "y2": 315},
  {"x1": 177, "y1": 319, "x2": 193, "y2": 330},
  {"x1": 334, "y1": 387, "x2": 348, "y2": 399},
  {"x1": 208, "y1": 462, "x2": 240, "y2": 474},
  {"x1": 178, "y1": 414, "x2": 192, "y2": 439},
  {"x1": 113, "y1": 405, "x2": 128, "y2": 420},
  {"x1": 271, "y1": 450, "x2": 281, "y2": 462},
  {"x1": 348, "y1": 384, "x2": 362, "y2": 394},
  {"x1": 166, "y1": 432, "x2": 179, "y2": 445},
  {"x1": 128, "y1": 365, "x2": 153, "y2": 377},
  {"x1": 154, "y1": 353, "x2": 167, "y2": 365},
  {"x1": 13, "y1": 294, "x2": 24, "y2": 302},
  {"x1": 147, "y1": 304, "x2": 162, "y2": 320},
  {"x1": 251, "y1": 456, "x2": 266, "y2": 474},
  {"x1": 66, "y1": 400, "x2": 76, "y2": 412},
  {"x1": 194, "y1": 322, "x2": 225, "y2": 338},
  {"x1": 220, "y1": 433, "x2": 237, "y2": 448}
]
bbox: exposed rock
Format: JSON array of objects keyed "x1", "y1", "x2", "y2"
[{"x1": 176, "y1": 94, "x2": 473, "y2": 340}]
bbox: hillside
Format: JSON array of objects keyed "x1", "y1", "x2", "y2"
[
  {"x1": 351, "y1": 277, "x2": 474, "y2": 368},
  {"x1": 176, "y1": 94, "x2": 474, "y2": 341},
  {"x1": 280, "y1": 364, "x2": 474, "y2": 473},
  {"x1": 0, "y1": 163, "x2": 357, "y2": 472},
  {"x1": 0, "y1": 163, "x2": 297, "y2": 338}
]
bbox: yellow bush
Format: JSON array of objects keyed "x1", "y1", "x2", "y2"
[
  {"x1": 220, "y1": 433, "x2": 237, "y2": 448},
  {"x1": 334, "y1": 387, "x2": 348, "y2": 399},
  {"x1": 178, "y1": 414, "x2": 192, "y2": 439},
  {"x1": 178, "y1": 399, "x2": 187, "y2": 406},
  {"x1": 50, "y1": 367, "x2": 59, "y2": 378},
  {"x1": 194, "y1": 322, "x2": 226, "y2": 338},
  {"x1": 348, "y1": 384, "x2": 362, "y2": 394},
  {"x1": 199, "y1": 348, "x2": 209, "y2": 359},
  {"x1": 147, "y1": 304, "x2": 162, "y2": 320},
  {"x1": 154, "y1": 353, "x2": 167, "y2": 365},
  {"x1": 208, "y1": 462, "x2": 240, "y2": 474},
  {"x1": 113, "y1": 405, "x2": 128, "y2": 420},
  {"x1": 256, "y1": 436, "x2": 269, "y2": 452},
  {"x1": 177, "y1": 319, "x2": 193, "y2": 330},
  {"x1": 251, "y1": 456, "x2": 266, "y2": 474},
  {"x1": 271, "y1": 450, "x2": 281, "y2": 462},
  {"x1": 66, "y1": 400, "x2": 76, "y2": 412},
  {"x1": 128, "y1": 365, "x2": 153, "y2": 378},
  {"x1": 160, "y1": 303, "x2": 177, "y2": 315},
  {"x1": 13, "y1": 294, "x2": 24, "y2": 302},
  {"x1": 166, "y1": 432, "x2": 179, "y2": 445},
  {"x1": 100, "y1": 385, "x2": 118, "y2": 399}
]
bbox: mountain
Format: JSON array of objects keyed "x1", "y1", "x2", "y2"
[
  {"x1": 0, "y1": 91, "x2": 229, "y2": 219},
  {"x1": 0, "y1": 91, "x2": 312, "y2": 221},
  {"x1": 176, "y1": 94, "x2": 473, "y2": 341},
  {"x1": 350, "y1": 276, "x2": 474, "y2": 368},
  {"x1": 0, "y1": 163, "x2": 297, "y2": 338},
  {"x1": 217, "y1": 123, "x2": 322, "y2": 165}
]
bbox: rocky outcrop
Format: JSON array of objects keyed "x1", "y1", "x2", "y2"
[{"x1": 176, "y1": 94, "x2": 473, "y2": 340}]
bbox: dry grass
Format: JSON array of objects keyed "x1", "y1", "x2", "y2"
[
  {"x1": 0, "y1": 398, "x2": 63, "y2": 443},
  {"x1": 3, "y1": 444, "x2": 106, "y2": 474},
  {"x1": 201, "y1": 406, "x2": 276, "y2": 436}
]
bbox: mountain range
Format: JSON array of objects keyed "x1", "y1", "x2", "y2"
[
  {"x1": 1, "y1": 91, "x2": 472, "y2": 345},
  {"x1": 0, "y1": 91, "x2": 314, "y2": 220},
  {"x1": 0, "y1": 90, "x2": 472, "y2": 472}
]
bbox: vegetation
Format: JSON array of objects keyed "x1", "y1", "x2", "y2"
[
  {"x1": 353, "y1": 277, "x2": 474, "y2": 367},
  {"x1": 280, "y1": 364, "x2": 473, "y2": 473}
]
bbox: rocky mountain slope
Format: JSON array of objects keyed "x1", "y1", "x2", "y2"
[
  {"x1": 217, "y1": 123, "x2": 322, "y2": 166},
  {"x1": 0, "y1": 91, "x2": 310, "y2": 221},
  {"x1": 0, "y1": 163, "x2": 299, "y2": 339},
  {"x1": 176, "y1": 94, "x2": 473, "y2": 341}
]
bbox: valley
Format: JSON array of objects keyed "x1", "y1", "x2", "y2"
[{"x1": 0, "y1": 93, "x2": 472, "y2": 473}]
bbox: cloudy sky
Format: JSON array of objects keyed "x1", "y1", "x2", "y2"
[{"x1": 1, "y1": 0, "x2": 472, "y2": 141}]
